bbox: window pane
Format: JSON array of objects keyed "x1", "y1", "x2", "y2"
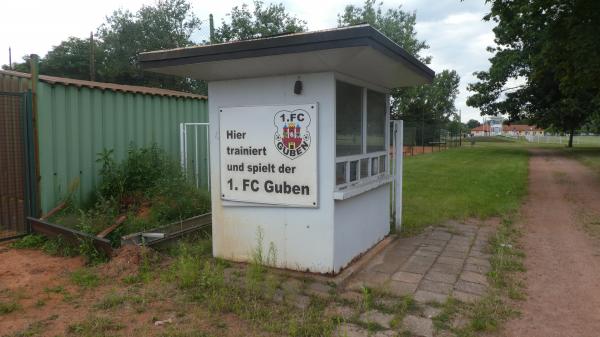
[
  {"x1": 336, "y1": 162, "x2": 347, "y2": 185},
  {"x1": 360, "y1": 158, "x2": 369, "y2": 178},
  {"x1": 349, "y1": 161, "x2": 358, "y2": 182},
  {"x1": 379, "y1": 155, "x2": 386, "y2": 173},
  {"x1": 336, "y1": 81, "x2": 363, "y2": 157},
  {"x1": 367, "y1": 90, "x2": 386, "y2": 153}
]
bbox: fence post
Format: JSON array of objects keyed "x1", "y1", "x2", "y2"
[
  {"x1": 29, "y1": 54, "x2": 41, "y2": 218},
  {"x1": 395, "y1": 120, "x2": 403, "y2": 232}
]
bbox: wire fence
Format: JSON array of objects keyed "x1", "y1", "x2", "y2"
[{"x1": 401, "y1": 122, "x2": 462, "y2": 157}]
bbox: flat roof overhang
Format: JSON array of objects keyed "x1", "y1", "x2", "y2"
[{"x1": 139, "y1": 25, "x2": 435, "y2": 89}]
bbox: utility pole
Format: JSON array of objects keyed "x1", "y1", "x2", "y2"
[
  {"x1": 89, "y1": 31, "x2": 95, "y2": 81},
  {"x1": 209, "y1": 14, "x2": 215, "y2": 44},
  {"x1": 8, "y1": 47, "x2": 12, "y2": 70}
]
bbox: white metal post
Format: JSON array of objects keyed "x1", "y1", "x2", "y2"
[
  {"x1": 395, "y1": 120, "x2": 403, "y2": 232},
  {"x1": 179, "y1": 123, "x2": 186, "y2": 169}
]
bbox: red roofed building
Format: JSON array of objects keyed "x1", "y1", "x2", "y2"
[
  {"x1": 471, "y1": 124, "x2": 492, "y2": 136},
  {"x1": 502, "y1": 124, "x2": 545, "y2": 136},
  {"x1": 470, "y1": 124, "x2": 545, "y2": 137}
]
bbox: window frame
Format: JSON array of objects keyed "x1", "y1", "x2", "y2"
[{"x1": 334, "y1": 77, "x2": 390, "y2": 191}]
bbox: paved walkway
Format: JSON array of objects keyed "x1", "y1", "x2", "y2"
[
  {"x1": 346, "y1": 220, "x2": 494, "y2": 303},
  {"x1": 335, "y1": 219, "x2": 496, "y2": 337}
]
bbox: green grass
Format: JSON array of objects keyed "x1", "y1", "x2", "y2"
[
  {"x1": 402, "y1": 144, "x2": 529, "y2": 234},
  {"x1": 67, "y1": 316, "x2": 124, "y2": 336},
  {"x1": 0, "y1": 300, "x2": 19, "y2": 314},
  {"x1": 70, "y1": 268, "x2": 101, "y2": 288},
  {"x1": 94, "y1": 292, "x2": 127, "y2": 310},
  {"x1": 563, "y1": 147, "x2": 600, "y2": 175}
]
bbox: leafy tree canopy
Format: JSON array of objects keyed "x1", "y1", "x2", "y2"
[
  {"x1": 466, "y1": 119, "x2": 481, "y2": 130},
  {"x1": 213, "y1": 1, "x2": 307, "y2": 43},
  {"x1": 338, "y1": 0, "x2": 430, "y2": 63},
  {"x1": 394, "y1": 69, "x2": 461, "y2": 125},
  {"x1": 467, "y1": 0, "x2": 600, "y2": 147},
  {"x1": 338, "y1": 0, "x2": 460, "y2": 129},
  {"x1": 5, "y1": 0, "x2": 205, "y2": 94}
]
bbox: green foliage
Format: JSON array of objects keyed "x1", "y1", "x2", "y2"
[
  {"x1": 10, "y1": 234, "x2": 46, "y2": 249},
  {"x1": 12, "y1": 233, "x2": 106, "y2": 266},
  {"x1": 67, "y1": 316, "x2": 124, "y2": 336},
  {"x1": 39, "y1": 236, "x2": 78, "y2": 257},
  {"x1": 4, "y1": 0, "x2": 206, "y2": 95},
  {"x1": 338, "y1": 0, "x2": 460, "y2": 126},
  {"x1": 0, "y1": 300, "x2": 19, "y2": 315},
  {"x1": 95, "y1": 144, "x2": 210, "y2": 233},
  {"x1": 94, "y1": 292, "x2": 127, "y2": 310},
  {"x1": 96, "y1": 144, "x2": 178, "y2": 201},
  {"x1": 466, "y1": 119, "x2": 481, "y2": 130},
  {"x1": 213, "y1": 1, "x2": 306, "y2": 43},
  {"x1": 70, "y1": 269, "x2": 101, "y2": 289},
  {"x1": 159, "y1": 235, "x2": 337, "y2": 337},
  {"x1": 394, "y1": 69, "x2": 461, "y2": 125},
  {"x1": 467, "y1": 0, "x2": 600, "y2": 147},
  {"x1": 338, "y1": 0, "x2": 428, "y2": 60}
]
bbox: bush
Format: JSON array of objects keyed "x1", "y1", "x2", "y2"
[
  {"x1": 10, "y1": 234, "x2": 46, "y2": 249},
  {"x1": 96, "y1": 143, "x2": 210, "y2": 229},
  {"x1": 96, "y1": 144, "x2": 184, "y2": 202}
]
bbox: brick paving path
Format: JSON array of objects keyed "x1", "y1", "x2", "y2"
[
  {"x1": 346, "y1": 220, "x2": 494, "y2": 303},
  {"x1": 336, "y1": 220, "x2": 496, "y2": 336}
]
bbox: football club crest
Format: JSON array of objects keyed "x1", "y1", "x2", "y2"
[{"x1": 274, "y1": 109, "x2": 312, "y2": 160}]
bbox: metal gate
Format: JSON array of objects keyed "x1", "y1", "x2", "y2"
[
  {"x1": 180, "y1": 122, "x2": 210, "y2": 190},
  {"x1": 0, "y1": 91, "x2": 36, "y2": 241}
]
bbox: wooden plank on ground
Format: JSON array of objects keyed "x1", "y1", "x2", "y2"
[
  {"x1": 28, "y1": 217, "x2": 113, "y2": 256},
  {"x1": 96, "y1": 215, "x2": 127, "y2": 238}
]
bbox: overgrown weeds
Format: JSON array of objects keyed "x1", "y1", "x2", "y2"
[
  {"x1": 0, "y1": 300, "x2": 19, "y2": 314},
  {"x1": 67, "y1": 315, "x2": 124, "y2": 336},
  {"x1": 158, "y1": 235, "x2": 338, "y2": 337},
  {"x1": 94, "y1": 292, "x2": 127, "y2": 310},
  {"x1": 11, "y1": 234, "x2": 107, "y2": 265},
  {"x1": 14, "y1": 144, "x2": 210, "y2": 265},
  {"x1": 70, "y1": 268, "x2": 101, "y2": 288}
]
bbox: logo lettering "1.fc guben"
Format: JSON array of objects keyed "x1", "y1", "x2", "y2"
[{"x1": 273, "y1": 109, "x2": 312, "y2": 160}]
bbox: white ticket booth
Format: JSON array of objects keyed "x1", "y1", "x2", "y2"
[{"x1": 140, "y1": 25, "x2": 434, "y2": 274}]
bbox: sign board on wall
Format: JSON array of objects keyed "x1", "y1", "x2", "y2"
[{"x1": 219, "y1": 104, "x2": 318, "y2": 207}]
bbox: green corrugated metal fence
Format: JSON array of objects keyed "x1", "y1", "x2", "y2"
[{"x1": 35, "y1": 82, "x2": 209, "y2": 213}]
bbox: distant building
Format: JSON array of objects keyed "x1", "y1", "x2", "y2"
[
  {"x1": 471, "y1": 124, "x2": 492, "y2": 136},
  {"x1": 487, "y1": 116, "x2": 504, "y2": 136},
  {"x1": 502, "y1": 124, "x2": 545, "y2": 136},
  {"x1": 470, "y1": 124, "x2": 545, "y2": 137}
]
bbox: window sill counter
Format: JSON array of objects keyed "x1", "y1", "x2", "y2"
[{"x1": 333, "y1": 174, "x2": 394, "y2": 200}]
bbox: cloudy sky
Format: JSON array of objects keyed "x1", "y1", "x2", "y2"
[{"x1": 0, "y1": 0, "x2": 495, "y2": 122}]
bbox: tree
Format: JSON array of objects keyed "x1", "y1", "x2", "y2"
[
  {"x1": 393, "y1": 70, "x2": 461, "y2": 124},
  {"x1": 337, "y1": 0, "x2": 429, "y2": 62},
  {"x1": 97, "y1": 0, "x2": 203, "y2": 91},
  {"x1": 338, "y1": 0, "x2": 460, "y2": 132},
  {"x1": 213, "y1": 1, "x2": 306, "y2": 43},
  {"x1": 467, "y1": 0, "x2": 600, "y2": 147},
  {"x1": 4, "y1": 0, "x2": 205, "y2": 94},
  {"x1": 466, "y1": 119, "x2": 481, "y2": 130}
]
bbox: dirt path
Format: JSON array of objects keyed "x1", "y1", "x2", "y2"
[{"x1": 503, "y1": 148, "x2": 600, "y2": 337}]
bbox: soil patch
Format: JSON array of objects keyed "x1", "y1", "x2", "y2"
[{"x1": 502, "y1": 148, "x2": 600, "y2": 337}]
